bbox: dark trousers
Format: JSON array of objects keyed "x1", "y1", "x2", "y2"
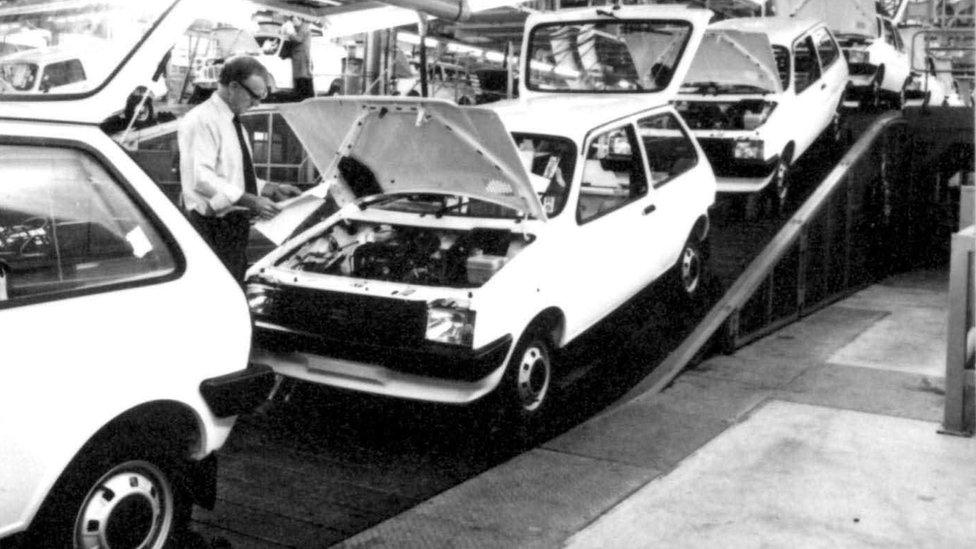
[
  {"x1": 187, "y1": 210, "x2": 250, "y2": 284},
  {"x1": 293, "y1": 77, "x2": 314, "y2": 100}
]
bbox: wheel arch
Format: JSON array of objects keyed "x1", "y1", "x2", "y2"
[
  {"x1": 691, "y1": 214, "x2": 710, "y2": 243},
  {"x1": 524, "y1": 307, "x2": 566, "y2": 348},
  {"x1": 783, "y1": 141, "x2": 796, "y2": 164},
  {"x1": 24, "y1": 400, "x2": 203, "y2": 536}
]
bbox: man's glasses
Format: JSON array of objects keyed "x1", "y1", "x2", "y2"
[{"x1": 236, "y1": 80, "x2": 267, "y2": 102}]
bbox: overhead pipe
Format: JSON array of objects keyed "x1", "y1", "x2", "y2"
[{"x1": 379, "y1": 0, "x2": 471, "y2": 22}]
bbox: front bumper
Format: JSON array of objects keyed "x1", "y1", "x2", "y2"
[
  {"x1": 199, "y1": 364, "x2": 276, "y2": 418},
  {"x1": 252, "y1": 321, "x2": 513, "y2": 404}
]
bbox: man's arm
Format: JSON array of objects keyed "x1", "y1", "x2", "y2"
[{"x1": 258, "y1": 179, "x2": 302, "y2": 201}]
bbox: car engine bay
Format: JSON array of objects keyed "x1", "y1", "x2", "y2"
[
  {"x1": 276, "y1": 220, "x2": 531, "y2": 287},
  {"x1": 675, "y1": 100, "x2": 776, "y2": 130}
]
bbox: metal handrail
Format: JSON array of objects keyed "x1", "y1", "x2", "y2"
[
  {"x1": 910, "y1": 28, "x2": 975, "y2": 74},
  {"x1": 612, "y1": 112, "x2": 905, "y2": 407},
  {"x1": 941, "y1": 225, "x2": 975, "y2": 436}
]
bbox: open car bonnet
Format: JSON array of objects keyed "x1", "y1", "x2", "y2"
[
  {"x1": 277, "y1": 97, "x2": 545, "y2": 220},
  {"x1": 682, "y1": 29, "x2": 782, "y2": 95},
  {"x1": 783, "y1": 0, "x2": 876, "y2": 37}
]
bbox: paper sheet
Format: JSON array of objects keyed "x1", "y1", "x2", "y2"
[{"x1": 253, "y1": 181, "x2": 331, "y2": 245}]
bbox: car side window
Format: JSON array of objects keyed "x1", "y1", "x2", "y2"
[
  {"x1": 577, "y1": 124, "x2": 647, "y2": 223},
  {"x1": 636, "y1": 113, "x2": 698, "y2": 188},
  {"x1": 793, "y1": 36, "x2": 821, "y2": 93},
  {"x1": 813, "y1": 28, "x2": 840, "y2": 69},
  {"x1": 0, "y1": 144, "x2": 176, "y2": 305},
  {"x1": 41, "y1": 59, "x2": 85, "y2": 90}
]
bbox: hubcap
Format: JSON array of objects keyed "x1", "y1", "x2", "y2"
[
  {"x1": 681, "y1": 245, "x2": 700, "y2": 295},
  {"x1": 515, "y1": 345, "x2": 550, "y2": 413},
  {"x1": 75, "y1": 461, "x2": 173, "y2": 549}
]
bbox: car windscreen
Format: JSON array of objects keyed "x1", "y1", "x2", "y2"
[
  {"x1": 525, "y1": 19, "x2": 692, "y2": 93},
  {"x1": 0, "y1": 0, "x2": 176, "y2": 98}
]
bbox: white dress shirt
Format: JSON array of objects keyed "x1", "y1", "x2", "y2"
[{"x1": 178, "y1": 93, "x2": 264, "y2": 217}]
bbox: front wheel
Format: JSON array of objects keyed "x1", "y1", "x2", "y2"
[
  {"x1": 766, "y1": 155, "x2": 791, "y2": 216},
  {"x1": 27, "y1": 445, "x2": 191, "y2": 548},
  {"x1": 675, "y1": 236, "x2": 705, "y2": 301},
  {"x1": 499, "y1": 330, "x2": 554, "y2": 430},
  {"x1": 860, "y1": 69, "x2": 883, "y2": 112}
]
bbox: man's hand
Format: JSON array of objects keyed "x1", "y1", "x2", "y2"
[
  {"x1": 238, "y1": 192, "x2": 281, "y2": 220},
  {"x1": 262, "y1": 182, "x2": 302, "y2": 202}
]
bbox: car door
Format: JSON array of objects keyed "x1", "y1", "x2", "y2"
[
  {"x1": 635, "y1": 110, "x2": 705, "y2": 272},
  {"x1": 0, "y1": 125, "x2": 175, "y2": 534},
  {"x1": 812, "y1": 26, "x2": 848, "y2": 125},
  {"x1": 570, "y1": 120, "x2": 660, "y2": 329},
  {"x1": 791, "y1": 33, "x2": 828, "y2": 157},
  {"x1": 879, "y1": 17, "x2": 910, "y2": 93}
]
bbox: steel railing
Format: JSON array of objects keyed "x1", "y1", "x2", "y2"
[{"x1": 941, "y1": 226, "x2": 975, "y2": 436}]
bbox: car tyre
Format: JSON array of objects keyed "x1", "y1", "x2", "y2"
[
  {"x1": 673, "y1": 235, "x2": 706, "y2": 302},
  {"x1": 823, "y1": 104, "x2": 849, "y2": 157},
  {"x1": 498, "y1": 327, "x2": 554, "y2": 434},
  {"x1": 860, "y1": 68, "x2": 883, "y2": 112},
  {"x1": 26, "y1": 438, "x2": 191, "y2": 548},
  {"x1": 765, "y1": 154, "x2": 791, "y2": 217},
  {"x1": 892, "y1": 78, "x2": 909, "y2": 110}
]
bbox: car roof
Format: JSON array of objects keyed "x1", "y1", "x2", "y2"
[
  {"x1": 488, "y1": 95, "x2": 667, "y2": 141},
  {"x1": 710, "y1": 16, "x2": 824, "y2": 46}
]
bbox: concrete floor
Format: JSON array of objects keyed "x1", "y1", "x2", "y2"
[
  {"x1": 341, "y1": 269, "x2": 976, "y2": 548},
  {"x1": 565, "y1": 401, "x2": 976, "y2": 548}
]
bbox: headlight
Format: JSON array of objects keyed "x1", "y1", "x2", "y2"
[
  {"x1": 426, "y1": 299, "x2": 475, "y2": 346},
  {"x1": 733, "y1": 140, "x2": 764, "y2": 160},
  {"x1": 245, "y1": 283, "x2": 276, "y2": 316},
  {"x1": 846, "y1": 49, "x2": 869, "y2": 64}
]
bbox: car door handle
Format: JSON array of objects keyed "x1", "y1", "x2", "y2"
[
  {"x1": 643, "y1": 204, "x2": 656, "y2": 215},
  {"x1": 821, "y1": 83, "x2": 827, "y2": 90}
]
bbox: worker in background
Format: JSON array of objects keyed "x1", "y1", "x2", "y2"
[{"x1": 283, "y1": 15, "x2": 314, "y2": 100}]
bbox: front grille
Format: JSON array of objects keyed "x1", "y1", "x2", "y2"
[
  {"x1": 697, "y1": 138, "x2": 776, "y2": 178},
  {"x1": 262, "y1": 286, "x2": 428, "y2": 346}
]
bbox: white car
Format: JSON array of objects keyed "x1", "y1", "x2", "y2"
[
  {"x1": 246, "y1": 6, "x2": 715, "y2": 428},
  {"x1": 0, "y1": 1, "x2": 274, "y2": 546},
  {"x1": 395, "y1": 61, "x2": 481, "y2": 105},
  {"x1": 189, "y1": 25, "x2": 349, "y2": 99},
  {"x1": 246, "y1": 93, "x2": 714, "y2": 427},
  {"x1": 251, "y1": 26, "x2": 350, "y2": 95},
  {"x1": 675, "y1": 17, "x2": 849, "y2": 212},
  {"x1": 0, "y1": 46, "x2": 107, "y2": 94},
  {"x1": 780, "y1": 0, "x2": 913, "y2": 109}
]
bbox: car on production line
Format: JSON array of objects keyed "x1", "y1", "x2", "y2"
[
  {"x1": 674, "y1": 17, "x2": 849, "y2": 214},
  {"x1": 0, "y1": 1, "x2": 275, "y2": 546},
  {"x1": 779, "y1": 0, "x2": 912, "y2": 110},
  {"x1": 245, "y1": 5, "x2": 716, "y2": 428}
]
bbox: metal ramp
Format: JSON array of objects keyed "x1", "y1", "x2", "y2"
[{"x1": 614, "y1": 106, "x2": 975, "y2": 408}]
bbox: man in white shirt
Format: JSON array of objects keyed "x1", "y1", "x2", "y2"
[{"x1": 178, "y1": 56, "x2": 299, "y2": 283}]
